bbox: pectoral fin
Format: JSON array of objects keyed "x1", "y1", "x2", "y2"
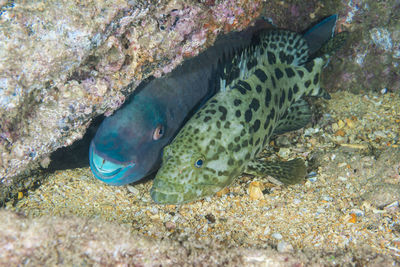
[{"x1": 244, "y1": 158, "x2": 307, "y2": 185}]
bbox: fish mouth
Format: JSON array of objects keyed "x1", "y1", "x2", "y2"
[{"x1": 89, "y1": 142, "x2": 136, "y2": 185}]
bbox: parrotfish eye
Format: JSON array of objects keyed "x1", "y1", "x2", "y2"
[
  {"x1": 153, "y1": 124, "x2": 165, "y2": 140},
  {"x1": 194, "y1": 158, "x2": 204, "y2": 168}
]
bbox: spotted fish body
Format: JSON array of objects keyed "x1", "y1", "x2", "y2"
[{"x1": 151, "y1": 29, "x2": 348, "y2": 204}]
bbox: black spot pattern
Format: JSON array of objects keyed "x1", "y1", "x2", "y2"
[
  {"x1": 305, "y1": 80, "x2": 311, "y2": 88},
  {"x1": 264, "y1": 117, "x2": 270, "y2": 130},
  {"x1": 293, "y1": 84, "x2": 299, "y2": 94},
  {"x1": 262, "y1": 135, "x2": 268, "y2": 147},
  {"x1": 234, "y1": 99, "x2": 242, "y2": 106},
  {"x1": 235, "y1": 110, "x2": 241, "y2": 118},
  {"x1": 274, "y1": 68, "x2": 283, "y2": 80},
  {"x1": 256, "y1": 85, "x2": 262, "y2": 93},
  {"x1": 305, "y1": 61, "x2": 314, "y2": 72},
  {"x1": 297, "y1": 70, "x2": 304, "y2": 78},
  {"x1": 218, "y1": 106, "x2": 227, "y2": 120},
  {"x1": 246, "y1": 57, "x2": 258, "y2": 70},
  {"x1": 253, "y1": 119, "x2": 260, "y2": 132},
  {"x1": 279, "y1": 90, "x2": 285, "y2": 109},
  {"x1": 249, "y1": 98, "x2": 260, "y2": 111},
  {"x1": 270, "y1": 108, "x2": 275, "y2": 120},
  {"x1": 242, "y1": 140, "x2": 248, "y2": 147},
  {"x1": 271, "y1": 76, "x2": 276, "y2": 88},
  {"x1": 265, "y1": 89, "x2": 271, "y2": 106},
  {"x1": 228, "y1": 143, "x2": 234, "y2": 150},
  {"x1": 203, "y1": 116, "x2": 211, "y2": 122},
  {"x1": 288, "y1": 88, "x2": 293, "y2": 102},
  {"x1": 285, "y1": 68, "x2": 295, "y2": 78},
  {"x1": 254, "y1": 69, "x2": 267, "y2": 82},
  {"x1": 267, "y1": 51, "x2": 276, "y2": 64},
  {"x1": 313, "y1": 73, "x2": 319, "y2": 85},
  {"x1": 278, "y1": 51, "x2": 286, "y2": 63},
  {"x1": 235, "y1": 84, "x2": 247, "y2": 95},
  {"x1": 245, "y1": 109, "x2": 252, "y2": 122},
  {"x1": 238, "y1": 80, "x2": 252, "y2": 91}
]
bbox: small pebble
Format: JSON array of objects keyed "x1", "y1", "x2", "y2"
[
  {"x1": 164, "y1": 221, "x2": 176, "y2": 230},
  {"x1": 307, "y1": 171, "x2": 317, "y2": 178},
  {"x1": 278, "y1": 148, "x2": 290, "y2": 158},
  {"x1": 351, "y1": 209, "x2": 365, "y2": 217},
  {"x1": 308, "y1": 177, "x2": 318, "y2": 183},
  {"x1": 249, "y1": 181, "x2": 264, "y2": 200},
  {"x1": 275, "y1": 135, "x2": 291, "y2": 147},
  {"x1": 293, "y1": 198, "x2": 301, "y2": 205},
  {"x1": 127, "y1": 185, "x2": 139, "y2": 195},
  {"x1": 263, "y1": 227, "x2": 271, "y2": 235},
  {"x1": 277, "y1": 241, "x2": 294, "y2": 253},
  {"x1": 322, "y1": 196, "x2": 333, "y2": 202},
  {"x1": 272, "y1": 233, "x2": 283, "y2": 240},
  {"x1": 304, "y1": 127, "x2": 319, "y2": 136},
  {"x1": 205, "y1": 213, "x2": 216, "y2": 223},
  {"x1": 337, "y1": 120, "x2": 345, "y2": 128}
]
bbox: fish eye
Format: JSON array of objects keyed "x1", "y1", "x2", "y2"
[
  {"x1": 194, "y1": 158, "x2": 204, "y2": 168},
  {"x1": 153, "y1": 124, "x2": 164, "y2": 140}
]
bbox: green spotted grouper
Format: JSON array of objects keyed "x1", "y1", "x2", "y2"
[{"x1": 151, "y1": 28, "x2": 348, "y2": 204}]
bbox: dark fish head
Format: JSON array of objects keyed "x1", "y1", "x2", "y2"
[{"x1": 89, "y1": 94, "x2": 168, "y2": 185}]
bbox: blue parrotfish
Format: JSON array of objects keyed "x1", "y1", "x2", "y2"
[
  {"x1": 150, "y1": 23, "x2": 348, "y2": 204},
  {"x1": 89, "y1": 15, "x2": 339, "y2": 186}
]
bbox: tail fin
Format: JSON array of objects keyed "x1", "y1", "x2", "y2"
[{"x1": 303, "y1": 15, "x2": 338, "y2": 55}]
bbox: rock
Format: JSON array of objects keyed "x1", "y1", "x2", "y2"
[{"x1": 0, "y1": 0, "x2": 263, "y2": 203}]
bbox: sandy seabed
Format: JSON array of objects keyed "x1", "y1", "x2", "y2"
[{"x1": 2, "y1": 91, "x2": 400, "y2": 266}]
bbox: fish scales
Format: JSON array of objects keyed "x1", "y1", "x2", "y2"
[{"x1": 151, "y1": 29, "x2": 348, "y2": 204}]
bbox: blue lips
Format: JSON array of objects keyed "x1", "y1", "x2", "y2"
[{"x1": 89, "y1": 142, "x2": 136, "y2": 185}]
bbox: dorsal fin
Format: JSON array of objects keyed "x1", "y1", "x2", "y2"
[
  {"x1": 219, "y1": 30, "x2": 311, "y2": 92},
  {"x1": 258, "y1": 30, "x2": 310, "y2": 66}
]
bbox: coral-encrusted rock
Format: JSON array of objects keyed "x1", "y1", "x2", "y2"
[
  {"x1": 0, "y1": 210, "x2": 396, "y2": 266},
  {"x1": 0, "y1": 0, "x2": 263, "y2": 198},
  {"x1": 264, "y1": 0, "x2": 400, "y2": 94}
]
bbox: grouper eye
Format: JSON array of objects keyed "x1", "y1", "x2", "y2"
[
  {"x1": 153, "y1": 124, "x2": 165, "y2": 140},
  {"x1": 194, "y1": 159, "x2": 204, "y2": 168}
]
